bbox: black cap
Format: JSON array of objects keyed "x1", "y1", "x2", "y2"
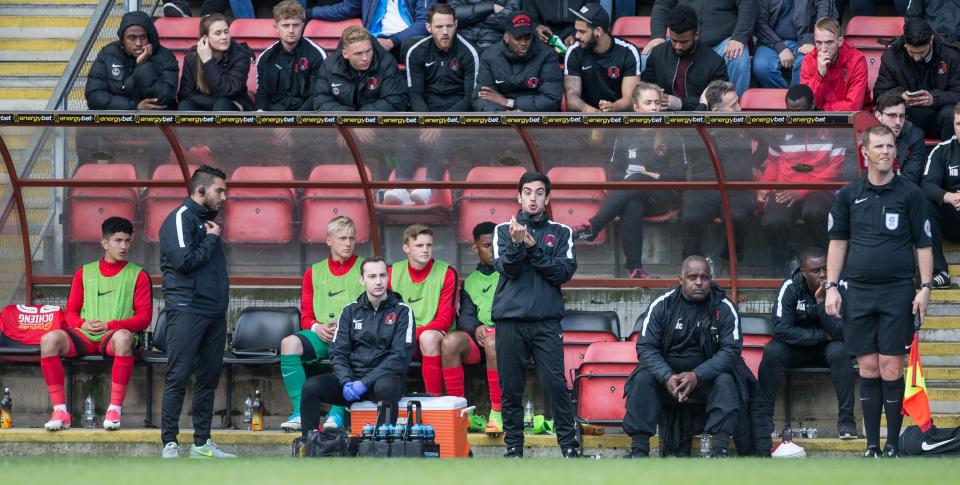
[
  {"x1": 569, "y1": 3, "x2": 610, "y2": 31},
  {"x1": 505, "y1": 11, "x2": 535, "y2": 37}
]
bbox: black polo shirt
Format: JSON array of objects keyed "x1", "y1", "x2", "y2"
[
  {"x1": 828, "y1": 174, "x2": 932, "y2": 284},
  {"x1": 563, "y1": 37, "x2": 640, "y2": 108}
]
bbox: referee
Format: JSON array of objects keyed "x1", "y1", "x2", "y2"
[{"x1": 825, "y1": 124, "x2": 933, "y2": 458}]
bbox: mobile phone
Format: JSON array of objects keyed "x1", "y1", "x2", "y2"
[{"x1": 906, "y1": 90, "x2": 921, "y2": 96}]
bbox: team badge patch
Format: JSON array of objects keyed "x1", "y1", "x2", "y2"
[
  {"x1": 297, "y1": 57, "x2": 310, "y2": 72},
  {"x1": 544, "y1": 234, "x2": 556, "y2": 247},
  {"x1": 367, "y1": 78, "x2": 378, "y2": 91},
  {"x1": 938, "y1": 61, "x2": 948, "y2": 75},
  {"x1": 607, "y1": 66, "x2": 620, "y2": 79},
  {"x1": 527, "y1": 76, "x2": 540, "y2": 88},
  {"x1": 885, "y1": 213, "x2": 899, "y2": 230},
  {"x1": 449, "y1": 57, "x2": 459, "y2": 71},
  {"x1": 385, "y1": 313, "x2": 397, "y2": 326}
]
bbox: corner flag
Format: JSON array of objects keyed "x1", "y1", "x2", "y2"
[{"x1": 902, "y1": 331, "x2": 933, "y2": 432}]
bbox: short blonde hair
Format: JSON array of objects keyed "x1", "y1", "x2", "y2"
[
  {"x1": 632, "y1": 82, "x2": 662, "y2": 103},
  {"x1": 341, "y1": 25, "x2": 373, "y2": 47},
  {"x1": 814, "y1": 17, "x2": 842, "y2": 37},
  {"x1": 326, "y1": 216, "x2": 356, "y2": 237}
]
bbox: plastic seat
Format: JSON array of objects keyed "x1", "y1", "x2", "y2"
[
  {"x1": 246, "y1": 62, "x2": 258, "y2": 101},
  {"x1": 230, "y1": 19, "x2": 280, "y2": 53},
  {"x1": 740, "y1": 88, "x2": 788, "y2": 111},
  {"x1": 222, "y1": 307, "x2": 299, "y2": 365},
  {"x1": 457, "y1": 166, "x2": 527, "y2": 242},
  {"x1": 142, "y1": 163, "x2": 198, "y2": 243},
  {"x1": 304, "y1": 18, "x2": 363, "y2": 53},
  {"x1": 611, "y1": 16, "x2": 650, "y2": 49},
  {"x1": 375, "y1": 167, "x2": 454, "y2": 224},
  {"x1": 141, "y1": 310, "x2": 171, "y2": 365},
  {"x1": 863, "y1": 50, "x2": 884, "y2": 97},
  {"x1": 66, "y1": 163, "x2": 139, "y2": 242},
  {"x1": 741, "y1": 314, "x2": 774, "y2": 379},
  {"x1": 301, "y1": 164, "x2": 371, "y2": 244},
  {"x1": 845, "y1": 16, "x2": 903, "y2": 50},
  {"x1": 154, "y1": 17, "x2": 202, "y2": 52},
  {"x1": 546, "y1": 167, "x2": 606, "y2": 245},
  {"x1": 560, "y1": 310, "x2": 621, "y2": 388},
  {"x1": 223, "y1": 166, "x2": 296, "y2": 244},
  {"x1": 574, "y1": 341, "x2": 638, "y2": 425}
]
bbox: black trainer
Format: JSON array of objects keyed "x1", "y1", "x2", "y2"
[
  {"x1": 503, "y1": 447, "x2": 523, "y2": 459},
  {"x1": 863, "y1": 446, "x2": 881, "y2": 458},
  {"x1": 882, "y1": 445, "x2": 899, "y2": 458},
  {"x1": 838, "y1": 419, "x2": 858, "y2": 440},
  {"x1": 933, "y1": 271, "x2": 952, "y2": 289},
  {"x1": 710, "y1": 448, "x2": 729, "y2": 458},
  {"x1": 624, "y1": 449, "x2": 649, "y2": 459},
  {"x1": 162, "y1": 1, "x2": 191, "y2": 17},
  {"x1": 562, "y1": 447, "x2": 582, "y2": 458}
]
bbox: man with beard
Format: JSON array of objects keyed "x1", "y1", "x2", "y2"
[{"x1": 563, "y1": 3, "x2": 640, "y2": 113}]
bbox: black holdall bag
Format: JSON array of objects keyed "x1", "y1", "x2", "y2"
[
  {"x1": 900, "y1": 425, "x2": 960, "y2": 456},
  {"x1": 294, "y1": 428, "x2": 351, "y2": 458},
  {"x1": 392, "y1": 400, "x2": 441, "y2": 458},
  {"x1": 357, "y1": 401, "x2": 394, "y2": 458}
]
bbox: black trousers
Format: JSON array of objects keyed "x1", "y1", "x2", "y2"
[
  {"x1": 762, "y1": 190, "x2": 834, "y2": 269},
  {"x1": 300, "y1": 373, "x2": 404, "y2": 437},
  {"x1": 907, "y1": 105, "x2": 955, "y2": 141},
  {"x1": 178, "y1": 96, "x2": 244, "y2": 112},
  {"x1": 928, "y1": 199, "x2": 960, "y2": 274},
  {"x1": 495, "y1": 318, "x2": 579, "y2": 450},
  {"x1": 680, "y1": 191, "x2": 755, "y2": 260},
  {"x1": 623, "y1": 369, "x2": 738, "y2": 445},
  {"x1": 161, "y1": 310, "x2": 226, "y2": 446},
  {"x1": 756, "y1": 339, "x2": 856, "y2": 439}
]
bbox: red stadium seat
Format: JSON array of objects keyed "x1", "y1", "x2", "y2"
[
  {"x1": 560, "y1": 311, "x2": 621, "y2": 389},
  {"x1": 223, "y1": 166, "x2": 295, "y2": 244},
  {"x1": 741, "y1": 315, "x2": 774, "y2": 379},
  {"x1": 142, "y1": 164, "x2": 197, "y2": 243},
  {"x1": 304, "y1": 18, "x2": 363, "y2": 53},
  {"x1": 574, "y1": 341, "x2": 638, "y2": 425},
  {"x1": 66, "y1": 164, "x2": 139, "y2": 242},
  {"x1": 863, "y1": 49, "x2": 884, "y2": 97},
  {"x1": 457, "y1": 166, "x2": 527, "y2": 242},
  {"x1": 301, "y1": 164, "x2": 372, "y2": 244},
  {"x1": 375, "y1": 167, "x2": 454, "y2": 224},
  {"x1": 247, "y1": 62, "x2": 258, "y2": 101},
  {"x1": 611, "y1": 16, "x2": 651, "y2": 49},
  {"x1": 546, "y1": 167, "x2": 607, "y2": 245},
  {"x1": 155, "y1": 17, "x2": 201, "y2": 53},
  {"x1": 845, "y1": 16, "x2": 903, "y2": 50},
  {"x1": 230, "y1": 19, "x2": 280, "y2": 53},
  {"x1": 739, "y1": 88, "x2": 788, "y2": 111}
]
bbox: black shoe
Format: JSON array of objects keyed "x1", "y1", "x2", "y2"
[
  {"x1": 863, "y1": 446, "x2": 881, "y2": 458},
  {"x1": 572, "y1": 223, "x2": 598, "y2": 242},
  {"x1": 838, "y1": 419, "x2": 858, "y2": 440},
  {"x1": 882, "y1": 445, "x2": 899, "y2": 458},
  {"x1": 562, "y1": 447, "x2": 582, "y2": 458},
  {"x1": 709, "y1": 448, "x2": 729, "y2": 458},
  {"x1": 933, "y1": 271, "x2": 952, "y2": 289},
  {"x1": 162, "y1": 1, "x2": 191, "y2": 17},
  {"x1": 625, "y1": 449, "x2": 649, "y2": 459},
  {"x1": 503, "y1": 447, "x2": 523, "y2": 459}
]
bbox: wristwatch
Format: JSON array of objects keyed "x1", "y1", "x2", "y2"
[
  {"x1": 506, "y1": 98, "x2": 516, "y2": 109},
  {"x1": 921, "y1": 282, "x2": 934, "y2": 290},
  {"x1": 824, "y1": 282, "x2": 839, "y2": 290}
]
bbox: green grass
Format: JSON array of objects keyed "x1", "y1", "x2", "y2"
[{"x1": 1, "y1": 458, "x2": 959, "y2": 485}]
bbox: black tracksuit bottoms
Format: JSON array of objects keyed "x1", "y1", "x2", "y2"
[
  {"x1": 929, "y1": 199, "x2": 960, "y2": 274},
  {"x1": 299, "y1": 373, "x2": 404, "y2": 437},
  {"x1": 495, "y1": 318, "x2": 579, "y2": 451},
  {"x1": 161, "y1": 310, "x2": 226, "y2": 446}
]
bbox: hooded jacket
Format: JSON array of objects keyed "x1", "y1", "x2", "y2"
[
  {"x1": 799, "y1": 42, "x2": 868, "y2": 111},
  {"x1": 178, "y1": 40, "x2": 254, "y2": 110},
  {"x1": 85, "y1": 11, "x2": 179, "y2": 110},
  {"x1": 771, "y1": 268, "x2": 844, "y2": 347},
  {"x1": 330, "y1": 290, "x2": 414, "y2": 387},
  {"x1": 158, "y1": 198, "x2": 229, "y2": 317},
  {"x1": 873, "y1": 37, "x2": 960, "y2": 110},
  {"x1": 254, "y1": 37, "x2": 328, "y2": 111},
  {"x1": 472, "y1": 38, "x2": 563, "y2": 112},
  {"x1": 309, "y1": 0, "x2": 432, "y2": 47},
  {"x1": 312, "y1": 39, "x2": 408, "y2": 111},
  {"x1": 447, "y1": 0, "x2": 521, "y2": 50},
  {"x1": 755, "y1": 0, "x2": 835, "y2": 54},
  {"x1": 650, "y1": 0, "x2": 759, "y2": 47},
  {"x1": 522, "y1": 0, "x2": 586, "y2": 43},
  {"x1": 640, "y1": 40, "x2": 728, "y2": 111}
]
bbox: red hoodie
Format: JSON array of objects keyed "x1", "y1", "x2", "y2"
[{"x1": 800, "y1": 42, "x2": 869, "y2": 111}]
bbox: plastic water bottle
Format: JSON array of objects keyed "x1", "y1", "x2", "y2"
[
  {"x1": 1, "y1": 387, "x2": 12, "y2": 429},
  {"x1": 83, "y1": 394, "x2": 96, "y2": 429},
  {"x1": 251, "y1": 390, "x2": 263, "y2": 431},
  {"x1": 242, "y1": 394, "x2": 253, "y2": 431},
  {"x1": 361, "y1": 423, "x2": 375, "y2": 441},
  {"x1": 409, "y1": 423, "x2": 423, "y2": 442},
  {"x1": 423, "y1": 424, "x2": 435, "y2": 444},
  {"x1": 523, "y1": 400, "x2": 534, "y2": 431},
  {"x1": 548, "y1": 35, "x2": 568, "y2": 55},
  {"x1": 700, "y1": 433, "x2": 711, "y2": 458}
]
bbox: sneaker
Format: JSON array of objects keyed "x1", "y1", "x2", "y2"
[
  {"x1": 190, "y1": 439, "x2": 237, "y2": 458},
  {"x1": 410, "y1": 189, "x2": 432, "y2": 205},
  {"x1": 467, "y1": 412, "x2": 487, "y2": 433},
  {"x1": 103, "y1": 408, "x2": 121, "y2": 431},
  {"x1": 624, "y1": 449, "x2": 649, "y2": 458},
  {"x1": 882, "y1": 445, "x2": 899, "y2": 458},
  {"x1": 281, "y1": 412, "x2": 301, "y2": 432},
  {"x1": 629, "y1": 268, "x2": 652, "y2": 279},
  {"x1": 771, "y1": 440, "x2": 806, "y2": 459},
  {"x1": 710, "y1": 448, "x2": 729, "y2": 458},
  {"x1": 162, "y1": 1, "x2": 191, "y2": 17},
  {"x1": 44, "y1": 408, "x2": 71, "y2": 431},
  {"x1": 485, "y1": 410, "x2": 503, "y2": 436},
  {"x1": 933, "y1": 271, "x2": 952, "y2": 289},
  {"x1": 838, "y1": 419, "x2": 858, "y2": 440},
  {"x1": 322, "y1": 412, "x2": 343, "y2": 430},
  {"x1": 572, "y1": 223, "x2": 598, "y2": 242},
  {"x1": 562, "y1": 447, "x2": 582, "y2": 458},
  {"x1": 503, "y1": 446, "x2": 523, "y2": 458},
  {"x1": 382, "y1": 188, "x2": 411, "y2": 205},
  {"x1": 863, "y1": 446, "x2": 881, "y2": 458},
  {"x1": 161, "y1": 442, "x2": 181, "y2": 458}
]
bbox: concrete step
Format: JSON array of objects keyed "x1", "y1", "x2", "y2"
[
  {"x1": 929, "y1": 388, "x2": 960, "y2": 413},
  {"x1": 923, "y1": 316, "x2": 960, "y2": 330},
  {"x1": 0, "y1": 61, "x2": 67, "y2": 77},
  {"x1": 0, "y1": 0, "x2": 99, "y2": 4},
  {"x1": 0, "y1": 78, "x2": 59, "y2": 88},
  {"x1": 930, "y1": 289, "x2": 960, "y2": 303},
  {"x1": 0, "y1": 99, "x2": 49, "y2": 110},
  {"x1": 0, "y1": 38, "x2": 78, "y2": 62},
  {"x1": 0, "y1": 16, "x2": 87, "y2": 38},
  {"x1": 918, "y1": 342, "x2": 960, "y2": 356},
  {"x1": 882, "y1": 413, "x2": 960, "y2": 429}
]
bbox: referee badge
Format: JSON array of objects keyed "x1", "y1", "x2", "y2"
[{"x1": 885, "y1": 213, "x2": 899, "y2": 230}]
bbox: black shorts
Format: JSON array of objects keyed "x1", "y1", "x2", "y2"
[{"x1": 843, "y1": 279, "x2": 915, "y2": 356}]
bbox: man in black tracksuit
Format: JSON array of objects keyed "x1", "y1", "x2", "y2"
[
  {"x1": 312, "y1": 26, "x2": 408, "y2": 111},
  {"x1": 757, "y1": 247, "x2": 857, "y2": 442},
  {"x1": 254, "y1": 1, "x2": 328, "y2": 111},
  {"x1": 159, "y1": 165, "x2": 233, "y2": 458},
  {"x1": 406, "y1": 4, "x2": 480, "y2": 112},
  {"x1": 623, "y1": 256, "x2": 742, "y2": 457},
  {"x1": 492, "y1": 172, "x2": 580, "y2": 458},
  {"x1": 922, "y1": 109, "x2": 960, "y2": 289},
  {"x1": 299, "y1": 257, "x2": 413, "y2": 435},
  {"x1": 473, "y1": 11, "x2": 563, "y2": 112}
]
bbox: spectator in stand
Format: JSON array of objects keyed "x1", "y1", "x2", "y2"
[
  {"x1": 835, "y1": 0, "x2": 908, "y2": 19},
  {"x1": 255, "y1": 1, "x2": 327, "y2": 111},
  {"x1": 307, "y1": 0, "x2": 436, "y2": 61},
  {"x1": 640, "y1": 4, "x2": 728, "y2": 111},
  {"x1": 907, "y1": 0, "x2": 960, "y2": 49},
  {"x1": 799, "y1": 16, "x2": 868, "y2": 112},
  {"x1": 752, "y1": 0, "x2": 836, "y2": 89},
  {"x1": 86, "y1": 11, "x2": 178, "y2": 110},
  {"x1": 178, "y1": 14, "x2": 254, "y2": 111},
  {"x1": 472, "y1": 11, "x2": 563, "y2": 112},
  {"x1": 406, "y1": 3, "x2": 480, "y2": 112},
  {"x1": 312, "y1": 25, "x2": 407, "y2": 111},
  {"x1": 645, "y1": 0, "x2": 757, "y2": 96},
  {"x1": 874, "y1": 90, "x2": 926, "y2": 186},
  {"x1": 921, "y1": 102, "x2": 960, "y2": 289},
  {"x1": 163, "y1": 1, "x2": 344, "y2": 19},
  {"x1": 523, "y1": 0, "x2": 587, "y2": 49},
  {"x1": 448, "y1": 0, "x2": 521, "y2": 52},
  {"x1": 785, "y1": 82, "x2": 814, "y2": 110},
  {"x1": 874, "y1": 17, "x2": 960, "y2": 142},
  {"x1": 563, "y1": 3, "x2": 641, "y2": 113}
]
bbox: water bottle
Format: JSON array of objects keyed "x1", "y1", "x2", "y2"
[
  {"x1": 242, "y1": 394, "x2": 253, "y2": 431},
  {"x1": 523, "y1": 400, "x2": 534, "y2": 431},
  {"x1": 376, "y1": 424, "x2": 390, "y2": 442},
  {"x1": 423, "y1": 424, "x2": 435, "y2": 444},
  {"x1": 82, "y1": 394, "x2": 96, "y2": 429},
  {"x1": 361, "y1": 423, "x2": 375, "y2": 441},
  {"x1": 252, "y1": 390, "x2": 263, "y2": 431},
  {"x1": 0, "y1": 387, "x2": 12, "y2": 429},
  {"x1": 409, "y1": 423, "x2": 423, "y2": 442},
  {"x1": 548, "y1": 35, "x2": 568, "y2": 55},
  {"x1": 699, "y1": 433, "x2": 711, "y2": 458},
  {"x1": 389, "y1": 424, "x2": 403, "y2": 443}
]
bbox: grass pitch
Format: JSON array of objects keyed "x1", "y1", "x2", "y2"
[{"x1": 2, "y1": 457, "x2": 958, "y2": 485}]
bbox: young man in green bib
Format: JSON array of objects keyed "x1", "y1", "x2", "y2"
[
  {"x1": 387, "y1": 224, "x2": 458, "y2": 398},
  {"x1": 279, "y1": 216, "x2": 364, "y2": 431},
  {"x1": 441, "y1": 221, "x2": 504, "y2": 435},
  {"x1": 40, "y1": 217, "x2": 152, "y2": 431}
]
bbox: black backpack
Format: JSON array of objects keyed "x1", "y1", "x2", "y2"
[{"x1": 899, "y1": 425, "x2": 960, "y2": 456}]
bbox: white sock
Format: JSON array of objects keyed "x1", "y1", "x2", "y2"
[
  {"x1": 108, "y1": 404, "x2": 121, "y2": 413},
  {"x1": 53, "y1": 404, "x2": 67, "y2": 412}
]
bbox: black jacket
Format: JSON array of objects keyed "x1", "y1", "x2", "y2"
[
  {"x1": 771, "y1": 269, "x2": 843, "y2": 347},
  {"x1": 492, "y1": 210, "x2": 576, "y2": 322},
  {"x1": 178, "y1": 40, "x2": 254, "y2": 110},
  {"x1": 908, "y1": 0, "x2": 960, "y2": 48},
  {"x1": 330, "y1": 290, "x2": 414, "y2": 388},
  {"x1": 922, "y1": 136, "x2": 960, "y2": 203},
  {"x1": 312, "y1": 40, "x2": 407, "y2": 111},
  {"x1": 85, "y1": 11, "x2": 179, "y2": 110},
  {"x1": 755, "y1": 0, "x2": 835, "y2": 54},
  {"x1": 254, "y1": 37, "x2": 327, "y2": 111},
  {"x1": 473, "y1": 39, "x2": 563, "y2": 112},
  {"x1": 523, "y1": 0, "x2": 586, "y2": 42},
  {"x1": 405, "y1": 34, "x2": 480, "y2": 111},
  {"x1": 159, "y1": 198, "x2": 229, "y2": 317},
  {"x1": 448, "y1": 0, "x2": 521, "y2": 50},
  {"x1": 874, "y1": 37, "x2": 960, "y2": 109},
  {"x1": 898, "y1": 120, "x2": 927, "y2": 186},
  {"x1": 651, "y1": 0, "x2": 759, "y2": 47},
  {"x1": 640, "y1": 41, "x2": 728, "y2": 111}
]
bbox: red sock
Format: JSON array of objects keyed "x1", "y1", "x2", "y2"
[
  {"x1": 487, "y1": 370, "x2": 502, "y2": 412},
  {"x1": 40, "y1": 356, "x2": 66, "y2": 406},
  {"x1": 110, "y1": 355, "x2": 134, "y2": 406},
  {"x1": 442, "y1": 366, "x2": 465, "y2": 397},
  {"x1": 421, "y1": 355, "x2": 443, "y2": 396}
]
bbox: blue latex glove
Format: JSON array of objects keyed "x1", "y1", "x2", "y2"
[
  {"x1": 351, "y1": 380, "x2": 368, "y2": 398},
  {"x1": 342, "y1": 382, "x2": 358, "y2": 401}
]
